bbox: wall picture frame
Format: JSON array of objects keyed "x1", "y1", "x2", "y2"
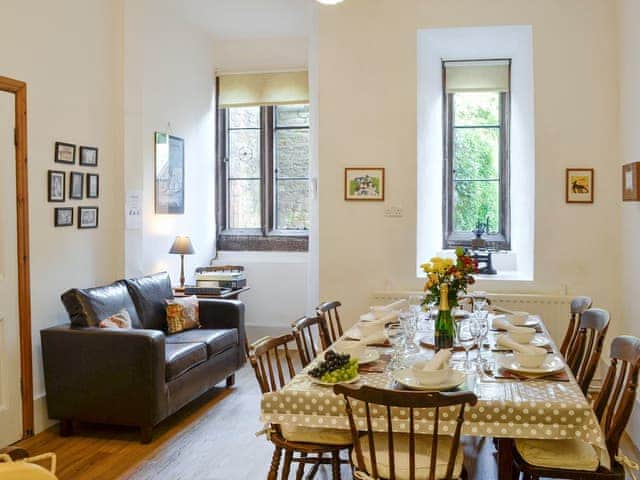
[
  {"x1": 154, "y1": 132, "x2": 184, "y2": 214},
  {"x1": 78, "y1": 206, "x2": 98, "y2": 229},
  {"x1": 344, "y1": 167, "x2": 385, "y2": 201},
  {"x1": 79, "y1": 146, "x2": 98, "y2": 167},
  {"x1": 622, "y1": 162, "x2": 640, "y2": 201},
  {"x1": 565, "y1": 168, "x2": 594, "y2": 203},
  {"x1": 54, "y1": 142, "x2": 75, "y2": 164},
  {"x1": 86, "y1": 173, "x2": 99, "y2": 199},
  {"x1": 54, "y1": 207, "x2": 73, "y2": 227},
  {"x1": 69, "y1": 171, "x2": 84, "y2": 199},
  {"x1": 47, "y1": 170, "x2": 65, "y2": 202}
]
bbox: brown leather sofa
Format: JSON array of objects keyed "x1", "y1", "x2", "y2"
[{"x1": 41, "y1": 272, "x2": 245, "y2": 443}]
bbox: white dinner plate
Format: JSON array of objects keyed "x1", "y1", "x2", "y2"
[
  {"x1": 529, "y1": 335, "x2": 550, "y2": 347},
  {"x1": 356, "y1": 349, "x2": 380, "y2": 365},
  {"x1": 392, "y1": 369, "x2": 466, "y2": 391},
  {"x1": 499, "y1": 355, "x2": 565, "y2": 375},
  {"x1": 509, "y1": 316, "x2": 539, "y2": 328},
  {"x1": 309, "y1": 374, "x2": 361, "y2": 387}
]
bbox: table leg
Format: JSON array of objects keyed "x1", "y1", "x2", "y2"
[{"x1": 496, "y1": 438, "x2": 515, "y2": 480}]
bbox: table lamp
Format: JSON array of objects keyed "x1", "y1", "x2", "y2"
[{"x1": 169, "y1": 235, "x2": 195, "y2": 289}]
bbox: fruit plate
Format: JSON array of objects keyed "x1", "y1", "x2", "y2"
[
  {"x1": 309, "y1": 374, "x2": 361, "y2": 387},
  {"x1": 392, "y1": 369, "x2": 465, "y2": 391},
  {"x1": 499, "y1": 355, "x2": 565, "y2": 375},
  {"x1": 356, "y1": 349, "x2": 380, "y2": 365}
]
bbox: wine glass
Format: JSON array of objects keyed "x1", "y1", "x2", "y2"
[
  {"x1": 408, "y1": 294, "x2": 423, "y2": 315},
  {"x1": 474, "y1": 310, "x2": 489, "y2": 364},
  {"x1": 469, "y1": 317, "x2": 482, "y2": 365},
  {"x1": 385, "y1": 322, "x2": 405, "y2": 371},
  {"x1": 399, "y1": 309, "x2": 419, "y2": 354},
  {"x1": 456, "y1": 318, "x2": 476, "y2": 371}
]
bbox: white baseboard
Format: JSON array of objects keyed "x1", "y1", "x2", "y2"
[{"x1": 33, "y1": 393, "x2": 56, "y2": 434}]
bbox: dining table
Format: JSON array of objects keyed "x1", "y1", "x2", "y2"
[{"x1": 260, "y1": 312, "x2": 608, "y2": 480}]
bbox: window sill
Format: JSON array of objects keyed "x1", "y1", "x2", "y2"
[
  {"x1": 217, "y1": 234, "x2": 308, "y2": 252},
  {"x1": 418, "y1": 250, "x2": 532, "y2": 282}
]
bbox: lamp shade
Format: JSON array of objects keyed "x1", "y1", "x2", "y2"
[{"x1": 169, "y1": 236, "x2": 195, "y2": 255}]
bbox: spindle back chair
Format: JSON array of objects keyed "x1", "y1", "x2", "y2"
[
  {"x1": 559, "y1": 296, "x2": 593, "y2": 357},
  {"x1": 291, "y1": 315, "x2": 331, "y2": 367},
  {"x1": 317, "y1": 300, "x2": 344, "y2": 344}
]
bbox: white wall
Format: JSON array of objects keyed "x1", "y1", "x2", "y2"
[
  {"x1": 0, "y1": 0, "x2": 125, "y2": 432},
  {"x1": 123, "y1": 0, "x2": 216, "y2": 284},
  {"x1": 315, "y1": 0, "x2": 621, "y2": 335}
]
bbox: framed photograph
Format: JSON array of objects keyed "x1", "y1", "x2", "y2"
[
  {"x1": 78, "y1": 206, "x2": 98, "y2": 229},
  {"x1": 622, "y1": 162, "x2": 640, "y2": 201},
  {"x1": 69, "y1": 171, "x2": 84, "y2": 199},
  {"x1": 344, "y1": 167, "x2": 385, "y2": 201},
  {"x1": 79, "y1": 146, "x2": 98, "y2": 167},
  {"x1": 566, "y1": 168, "x2": 594, "y2": 203},
  {"x1": 154, "y1": 132, "x2": 184, "y2": 214},
  {"x1": 54, "y1": 142, "x2": 75, "y2": 164},
  {"x1": 47, "y1": 170, "x2": 65, "y2": 202},
  {"x1": 87, "y1": 173, "x2": 99, "y2": 199},
  {"x1": 54, "y1": 207, "x2": 74, "y2": 227}
]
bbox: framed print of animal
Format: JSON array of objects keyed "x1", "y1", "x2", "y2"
[
  {"x1": 344, "y1": 167, "x2": 385, "y2": 201},
  {"x1": 566, "y1": 168, "x2": 594, "y2": 203}
]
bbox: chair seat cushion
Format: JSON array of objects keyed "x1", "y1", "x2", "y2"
[
  {"x1": 515, "y1": 438, "x2": 599, "y2": 471},
  {"x1": 352, "y1": 432, "x2": 463, "y2": 480},
  {"x1": 165, "y1": 342, "x2": 207, "y2": 381},
  {"x1": 280, "y1": 424, "x2": 352, "y2": 446},
  {"x1": 165, "y1": 329, "x2": 238, "y2": 357}
]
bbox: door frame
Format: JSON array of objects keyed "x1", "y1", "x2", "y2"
[{"x1": 0, "y1": 76, "x2": 33, "y2": 438}]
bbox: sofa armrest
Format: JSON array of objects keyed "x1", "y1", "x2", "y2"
[
  {"x1": 198, "y1": 299, "x2": 246, "y2": 365},
  {"x1": 41, "y1": 324, "x2": 167, "y2": 427}
]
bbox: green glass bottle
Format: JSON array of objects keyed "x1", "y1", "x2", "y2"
[{"x1": 435, "y1": 283, "x2": 454, "y2": 350}]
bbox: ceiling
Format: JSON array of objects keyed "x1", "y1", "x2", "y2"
[{"x1": 170, "y1": 0, "x2": 312, "y2": 40}]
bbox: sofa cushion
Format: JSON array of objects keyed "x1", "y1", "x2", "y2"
[
  {"x1": 166, "y1": 296, "x2": 200, "y2": 334},
  {"x1": 61, "y1": 281, "x2": 142, "y2": 328},
  {"x1": 125, "y1": 272, "x2": 174, "y2": 331},
  {"x1": 165, "y1": 342, "x2": 207, "y2": 381},
  {"x1": 165, "y1": 329, "x2": 238, "y2": 357}
]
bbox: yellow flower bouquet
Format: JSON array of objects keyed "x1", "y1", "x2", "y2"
[{"x1": 421, "y1": 247, "x2": 478, "y2": 308}]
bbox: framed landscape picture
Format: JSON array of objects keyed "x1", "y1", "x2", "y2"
[
  {"x1": 78, "y1": 206, "x2": 98, "y2": 229},
  {"x1": 79, "y1": 146, "x2": 98, "y2": 167},
  {"x1": 54, "y1": 207, "x2": 73, "y2": 227},
  {"x1": 566, "y1": 168, "x2": 594, "y2": 203},
  {"x1": 154, "y1": 132, "x2": 184, "y2": 214},
  {"x1": 69, "y1": 171, "x2": 83, "y2": 199},
  {"x1": 87, "y1": 173, "x2": 99, "y2": 199},
  {"x1": 48, "y1": 170, "x2": 65, "y2": 202},
  {"x1": 54, "y1": 142, "x2": 75, "y2": 164},
  {"x1": 344, "y1": 167, "x2": 385, "y2": 201}
]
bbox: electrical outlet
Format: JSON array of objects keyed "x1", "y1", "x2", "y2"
[{"x1": 384, "y1": 206, "x2": 403, "y2": 217}]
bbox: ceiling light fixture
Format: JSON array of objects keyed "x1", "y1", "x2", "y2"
[{"x1": 316, "y1": 0, "x2": 344, "y2": 5}]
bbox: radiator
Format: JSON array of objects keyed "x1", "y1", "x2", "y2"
[{"x1": 370, "y1": 291, "x2": 572, "y2": 345}]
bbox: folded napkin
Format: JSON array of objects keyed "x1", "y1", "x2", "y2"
[
  {"x1": 371, "y1": 299, "x2": 407, "y2": 313},
  {"x1": 362, "y1": 332, "x2": 388, "y2": 346},
  {"x1": 421, "y1": 349, "x2": 452, "y2": 371},
  {"x1": 362, "y1": 311, "x2": 398, "y2": 325},
  {"x1": 492, "y1": 316, "x2": 536, "y2": 334},
  {"x1": 360, "y1": 312, "x2": 376, "y2": 322},
  {"x1": 496, "y1": 334, "x2": 547, "y2": 355}
]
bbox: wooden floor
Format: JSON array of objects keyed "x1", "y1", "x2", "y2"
[{"x1": 14, "y1": 364, "x2": 640, "y2": 480}]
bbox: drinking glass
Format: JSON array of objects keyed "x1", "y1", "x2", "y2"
[
  {"x1": 399, "y1": 309, "x2": 420, "y2": 354},
  {"x1": 474, "y1": 310, "x2": 489, "y2": 364},
  {"x1": 456, "y1": 318, "x2": 476, "y2": 371},
  {"x1": 408, "y1": 294, "x2": 423, "y2": 315},
  {"x1": 469, "y1": 317, "x2": 482, "y2": 365},
  {"x1": 474, "y1": 297, "x2": 488, "y2": 313},
  {"x1": 385, "y1": 322, "x2": 405, "y2": 371}
]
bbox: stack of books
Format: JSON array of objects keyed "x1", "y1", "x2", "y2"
[{"x1": 195, "y1": 269, "x2": 246, "y2": 290}]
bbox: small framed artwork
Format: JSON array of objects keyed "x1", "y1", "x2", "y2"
[
  {"x1": 344, "y1": 167, "x2": 385, "y2": 201},
  {"x1": 87, "y1": 173, "x2": 99, "y2": 199},
  {"x1": 622, "y1": 162, "x2": 640, "y2": 201},
  {"x1": 78, "y1": 206, "x2": 99, "y2": 229},
  {"x1": 69, "y1": 171, "x2": 84, "y2": 199},
  {"x1": 79, "y1": 146, "x2": 98, "y2": 167},
  {"x1": 47, "y1": 170, "x2": 65, "y2": 202},
  {"x1": 54, "y1": 207, "x2": 74, "y2": 227},
  {"x1": 154, "y1": 132, "x2": 184, "y2": 214},
  {"x1": 566, "y1": 168, "x2": 594, "y2": 203},
  {"x1": 54, "y1": 142, "x2": 75, "y2": 164}
]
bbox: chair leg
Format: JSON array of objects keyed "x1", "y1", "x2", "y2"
[
  {"x1": 295, "y1": 452, "x2": 307, "y2": 480},
  {"x1": 305, "y1": 453, "x2": 322, "y2": 480},
  {"x1": 281, "y1": 450, "x2": 294, "y2": 480},
  {"x1": 268, "y1": 447, "x2": 282, "y2": 480},
  {"x1": 331, "y1": 450, "x2": 341, "y2": 479},
  {"x1": 140, "y1": 426, "x2": 153, "y2": 444},
  {"x1": 226, "y1": 374, "x2": 236, "y2": 387}
]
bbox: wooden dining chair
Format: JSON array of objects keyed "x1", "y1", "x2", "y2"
[
  {"x1": 248, "y1": 335, "x2": 352, "y2": 480},
  {"x1": 291, "y1": 315, "x2": 331, "y2": 367},
  {"x1": 565, "y1": 308, "x2": 609, "y2": 395},
  {"x1": 559, "y1": 296, "x2": 593, "y2": 357},
  {"x1": 317, "y1": 300, "x2": 344, "y2": 344},
  {"x1": 512, "y1": 335, "x2": 640, "y2": 480},
  {"x1": 334, "y1": 384, "x2": 478, "y2": 480}
]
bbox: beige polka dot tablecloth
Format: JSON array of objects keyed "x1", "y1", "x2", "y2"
[{"x1": 260, "y1": 317, "x2": 608, "y2": 467}]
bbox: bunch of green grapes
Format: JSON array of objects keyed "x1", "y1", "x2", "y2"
[
  {"x1": 308, "y1": 350, "x2": 359, "y2": 383},
  {"x1": 319, "y1": 358, "x2": 358, "y2": 383}
]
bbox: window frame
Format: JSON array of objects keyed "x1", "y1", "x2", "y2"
[
  {"x1": 216, "y1": 104, "x2": 310, "y2": 252},
  {"x1": 442, "y1": 59, "x2": 511, "y2": 250}
]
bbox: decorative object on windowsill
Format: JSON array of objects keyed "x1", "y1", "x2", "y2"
[
  {"x1": 344, "y1": 167, "x2": 385, "y2": 201},
  {"x1": 169, "y1": 235, "x2": 195, "y2": 290},
  {"x1": 471, "y1": 217, "x2": 489, "y2": 250},
  {"x1": 79, "y1": 146, "x2": 98, "y2": 167},
  {"x1": 420, "y1": 247, "x2": 478, "y2": 310},
  {"x1": 54, "y1": 141, "x2": 75, "y2": 164},
  {"x1": 155, "y1": 132, "x2": 185, "y2": 214},
  {"x1": 565, "y1": 168, "x2": 594, "y2": 203},
  {"x1": 622, "y1": 162, "x2": 640, "y2": 201},
  {"x1": 468, "y1": 218, "x2": 497, "y2": 275}
]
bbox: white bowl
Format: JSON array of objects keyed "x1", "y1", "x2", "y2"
[
  {"x1": 515, "y1": 349, "x2": 547, "y2": 368},
  {"x1": 334, "y1": 341, "x2": 365, "y2": 359},
  {"x1": 507, "y1": 311, "x2": 530, "y2": 326},
  {"x1": 410, "y1": 362, "x2": 452, "y2": 385},
  {"x1": 358, "y1": 321, "x2": 382, "y2": 338},
  {"x1": 508, "y1": 330, "x2": 536, "y2": 344}
]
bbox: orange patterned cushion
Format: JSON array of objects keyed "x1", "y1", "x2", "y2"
[{"x1": 165, "y1": 296, "x2": 200, "y2": 334}]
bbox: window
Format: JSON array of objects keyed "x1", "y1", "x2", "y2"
[
  {"x1": 216, "y1": 103, "x2": 310, "y2": 251},
  {"x1": 442, "y1": 59, "x2": 511, "y2": 250}
]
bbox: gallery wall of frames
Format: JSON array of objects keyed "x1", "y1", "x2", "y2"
[{"x1": 48, "y1": 141, "x2": 100, "y2": 229}]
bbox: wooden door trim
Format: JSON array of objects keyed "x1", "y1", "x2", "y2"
[{"x1": 0, "y1": 75, "x2": 34, "y2": 438}]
